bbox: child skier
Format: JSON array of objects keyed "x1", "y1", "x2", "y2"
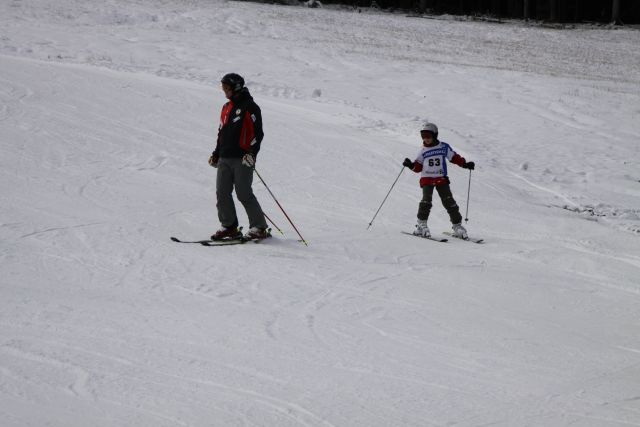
[{"x1": 402, "y1": 122, "x2": 475, "y2": 239}]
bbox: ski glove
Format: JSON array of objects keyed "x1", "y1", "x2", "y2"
[
  {"x1": 403, "y1": 158, "x2": 414, "y2": 169},
  {"x1": 242, "y1": 153, "x2": 255, "y2": 168},
  {"x1": 208, "y1": 153, "x2": 219, "y2": 168},
  {"x1": 462, "y1": 161, "x2": 475, "y2": 170}
]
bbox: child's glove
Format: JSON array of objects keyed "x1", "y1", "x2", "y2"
[
  {"x1": 462, "y1": 161, "x2": 475, "y2": 170},
  {"x1": 402, "y1": 158, "x2": 414, "y2": 169},
  {"x1": 242, "y1": 153, "x2": 255, "y2": 167}
]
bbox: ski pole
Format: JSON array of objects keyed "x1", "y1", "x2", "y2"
[
  {"x1": 262, "y1": 211, "x2": 284, "y2": 236},
  {"x1": 367, "y1": 165, "x2": 405, "y2": 230},
  {"x1": 464, "y1": 169, "x2": 472, "y2": 222},
  {"x1": 253, "y1": 166, "x2": 308, "y2": 246}
]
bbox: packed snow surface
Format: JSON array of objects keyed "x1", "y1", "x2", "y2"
[{"x1": 1, "y1": 0, "x2": 639, "y2": 426}]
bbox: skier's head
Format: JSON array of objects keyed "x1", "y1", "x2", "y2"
[
  {"x1": 420, "y1": 122, "x2": 438, "y2": 145},
  {"x1": 220, "y1": 73, "x2": 244, "y2": 98}
]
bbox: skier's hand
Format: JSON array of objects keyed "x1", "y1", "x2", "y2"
[
  {"x1": 463, "y1": 161, "x2": 475, "y2": 170},
  {"x1": 402, "y1": 158, "x2": 414, "y2": 169},
  {"x1": 208, "y1": 153, "x2": 219, "y2": 168},
  {"x1": 242, "y1": 153, "x2": 255, "y2": 168}
]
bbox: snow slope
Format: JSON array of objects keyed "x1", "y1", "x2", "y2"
[{"x1": 1, "y1": 1, "x2": 640, "y2": 426}]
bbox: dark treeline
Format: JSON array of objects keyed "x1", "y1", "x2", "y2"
[{"x1": 321, "y1": 0, "x2": 640, "y2": 24}]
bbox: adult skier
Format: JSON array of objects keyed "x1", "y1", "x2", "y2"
[
  {"x1": 208, "y1": 73, "x2": 269, "y2": 240},
  {"x1": 402, "y1": 122, "x2": 475, "y2": 239}
]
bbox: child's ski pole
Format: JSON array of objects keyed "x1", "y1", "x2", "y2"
[
  {"x1": 464, "y1": 169, "x2": 472, "y2": 222},
  {"x1": 367, "y1": 166, "x2": 405, "y2": 230}
]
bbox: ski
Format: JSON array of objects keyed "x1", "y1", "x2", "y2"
[
  {"x1": 170, "y1": 236, "x2": 247, "y2": 245},
  {"x1": 171, "y1": 228, "x2": 272, "y2": 246},
  {"x1": 401, "y1": 231, "x2": 448, "y2": 242},
  {"x1": 170, "y1": 237, "x2": 215, "y2": 244},
  {"x1": 201, "y1": 235, "x2": 271, "y2": 246},
  {"x1": 442, "y1": 231, "x2": 484, "y2": 244},
  {"x1": 201, "y1": 238, "x2": 252, "y2": 246}
]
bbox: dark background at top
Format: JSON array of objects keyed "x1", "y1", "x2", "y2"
[{"x1": 318, "y1": 0, "x2": 640, "y2": 24}]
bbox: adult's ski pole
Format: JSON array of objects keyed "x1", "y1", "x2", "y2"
[
  {"x1": 253, "y1": 166, "x2": 308, "y2": 246},
  {"x1": 464, "y1": 169, "x2": 472, "y2": 222},
  {"x1": 262, "y1": 211, "x2": 284, "y2": 236},
  {"x1": 367, "y1": 165, "x2": 405, "y2": 230}
]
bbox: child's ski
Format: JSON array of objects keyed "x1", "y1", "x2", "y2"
[
  {"x1": 401, "y1": 231, "x2": 448, "y2": 242},
  {"x1": 442, "y1": 231, "x2": 484, "y2": 244}
]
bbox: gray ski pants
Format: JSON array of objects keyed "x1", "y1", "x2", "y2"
[
  {"x1": 417, "y1": 183, "x2": 463, "y2": 225},
  {"x1": 216, "y1": 158, "x2": 267, "y2": 229}
]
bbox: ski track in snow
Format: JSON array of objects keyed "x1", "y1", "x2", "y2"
[{"x1": 1, "y1": 0, "x2": 640, "y2": 426}]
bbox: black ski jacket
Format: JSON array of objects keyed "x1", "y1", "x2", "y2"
[{"x1": 213, "y1": 88, "x2": 263, "y2": 159}]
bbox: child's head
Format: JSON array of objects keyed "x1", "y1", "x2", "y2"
[{"x1": 420, "y1": 122, "x2": 438, "y2": 146}]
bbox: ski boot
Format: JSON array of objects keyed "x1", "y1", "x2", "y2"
[
  {"x1": 452, "y1": 223, "x2": 468, "y2": 240},
  {"x1": 246, "y1": 227, "x2": 271, "y2": 240},
  {"x1": 211, "y1": 226, "x2": 242, "y2": 241},
  {"x1": 413, "y1": 220, "x2": 431, "y2": 238}
]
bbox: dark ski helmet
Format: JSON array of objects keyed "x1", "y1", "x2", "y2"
[
  {"x1": 420, "y1": 121, "x2": 438, "y2": 137},
  {"x1": 221, "y1": 73, "x2": 245, "y2": 92}
]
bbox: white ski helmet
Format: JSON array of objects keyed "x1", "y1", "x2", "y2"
[{"x1": 420, "y1": 122, "x2": 438, "y2": 136}]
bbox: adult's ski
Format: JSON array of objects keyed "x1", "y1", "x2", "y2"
[
  {"x1": 442, "y1": 231, "x2": 484, "y2": 244},
  {"x1": 170, "y1": 237, "x2": 215, "y2": 244},
  {"x1": 170, "y1": 236, "x2": 248, "y2": 246},
  {"x1": 401, "y1": 231, "x2": 448, "y2": 242},
  {"x1": 201, "y1": 238, "x2": 255, "y2": 246},
  {"x1": 170, "y1": 228, "x2": 272, "y2": 246}
]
